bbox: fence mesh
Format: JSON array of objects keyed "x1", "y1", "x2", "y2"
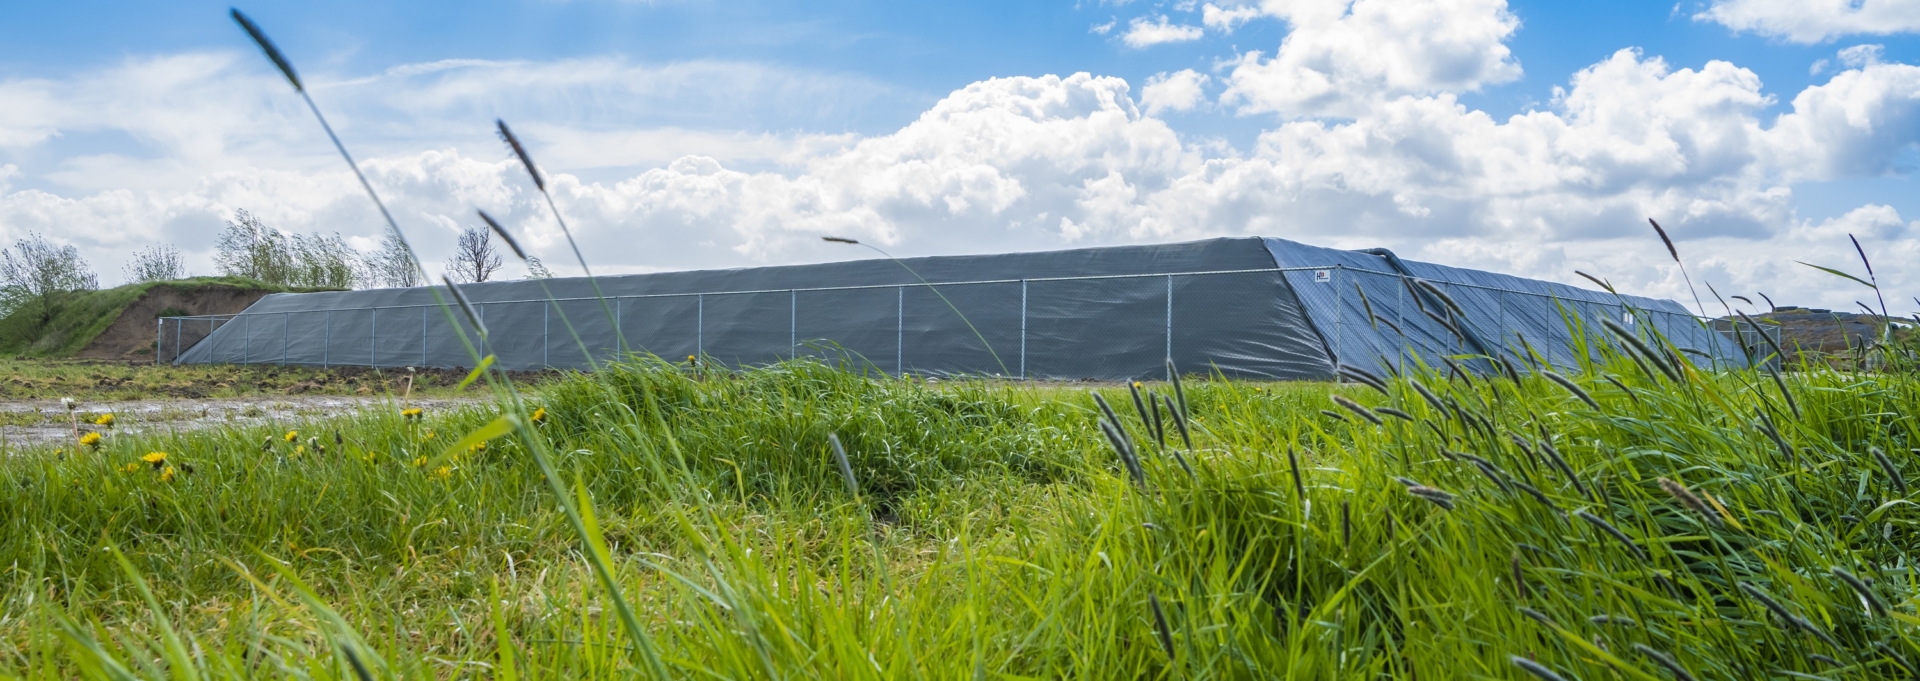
[{"x1": 160, "y1": 266, "x2": 1769, "y2": 379}]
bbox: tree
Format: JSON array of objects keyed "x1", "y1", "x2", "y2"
[
  {"x1": 124, "y1": 244, "x2": 186, "y2": 283},
  {"x1": 288, "y1": 232, "x2": 362, "y2": 289},
  {"x1": 364, "y1": 227, "x2": 422, "y2": 288},
  {"x1": 524, "y1": 255, "x2": 554, "y2": 279},
  {"x1": 0, "y1": 233, "x2": 98, "y2": 325},
  {"x1": 214, "y1": 210, "x2": 363, "y2": 289},
  {"x1": 444, "y1": 225, "x2": 503, "y2": 283},
  {"x1": 214, "y1": 209, "x2": 295, "y2": 284}
]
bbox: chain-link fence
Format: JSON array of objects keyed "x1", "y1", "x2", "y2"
[{"x1": 160, "y1": 265, "x2": 1770, "y2": 378}]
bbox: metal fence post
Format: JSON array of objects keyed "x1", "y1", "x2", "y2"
[
  {"x1": 1497, "y1": 290, "x2": 1506, "y2": 356},
  {"x1": 1333, "y1": 266, "x2": 1343, "y2": 365},
  {"x1": 1395, "y1": 277, "x2": 1404, "y2": 374},
  {"x1": 896, "y1": 286, "x2": 904, "y2": 376},
  {"x1": 1019, "y1": 279, "x2": 1027, "y2": 380},
  {"x1": 1164, "y1": 275, "x2": 1173, "y2": 363}
]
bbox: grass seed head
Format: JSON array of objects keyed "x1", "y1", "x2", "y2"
[
  {"x1": 1148, "y1": 593, "x2": 1176, "y2": 662},
  {"x1": 1376, "y1": 406, "x2": 1415, "y2": 422},
  {"x1": 1509, "y1": 656, "x2": 1570, "y2": 681},
  {"x1": 1632, "y1": 643, "x2": 1698, "y2": 681},
  {"x1": 1870, "y1": 446, "x2": 1907, "y2": 495},
  {"x1": 230, "y1": 10, "x2": 303, "y2": 92},
  {"x1": 1331, "y1": 394, "x2": 1383, "y2": 426},
  {"x1": 1575, "y1": 510, "x2": 1647, "y2": 560},
  {"x1": 476, "y1": 210, "x2": 527, "y2": 261},
  {"x1": 1407, "y1": 485, "x2": 1455, "y2": 510},
  {"x1": 496, "y1": 119, "x2": 545, "y2": 192},
  {"x1": 1541, "y1": 371, "x2": 1601, "y2": 411},
  {"x1": 1657, "y1": 477, "x2": 1722, "y2": 527},
  {"x1": 1830, "y1": 567, "x2": 1890, "y2": 617}
]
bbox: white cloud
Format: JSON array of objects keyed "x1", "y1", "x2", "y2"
[
  {"x1": 1840, "y1": 44, "x2": 1887, "y2": 68},
  {"x1": 1201, "y1": 3, "x2": 1261, "y2": 32},
  {"x1": 5, "y1": 43, "x2": 1920, "y2": 311},
  {"x1": 1121, "y1": 15, "x2": 1205, "y2": 48},
  {"x1": 1764, "y1": 62, "x2": 1920, "y2": 180},
  {"x1": 1697, "y1": 0, "x2": 1920, "y2": 43},
  {"x1": 1219, "y1": 0, "x2": 1522, "y2": 117},
  {"x1": 1142, "y1": 70, "x2": 1212, "y2": 114},
  {"x1": 1090, "y1": 19, "x2": 1117, "y2": 35}
]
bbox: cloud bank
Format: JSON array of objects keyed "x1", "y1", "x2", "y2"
[{"x1": 3, "y1": 0, "x2": 1920, "y2": 314}]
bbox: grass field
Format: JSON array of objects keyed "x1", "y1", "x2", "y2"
[{"x1": 1, "y1": 338, "x2": 1915, "y2": 678}]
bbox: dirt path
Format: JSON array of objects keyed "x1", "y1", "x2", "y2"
[{"x1": 1, "y1": 395, "x2": 483, "y2": 447}]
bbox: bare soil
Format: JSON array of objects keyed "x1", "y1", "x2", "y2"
[{"x1": 78, "y1": 285, "x2": 276, "y2": 361}]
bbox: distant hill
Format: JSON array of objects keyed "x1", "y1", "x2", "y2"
[
  {"x1": 0, "y1": 277, "x2": 338, "y2": 361},
  {"x1": 1730, "y1": 306, "x2": 1915, "y2": 366}
]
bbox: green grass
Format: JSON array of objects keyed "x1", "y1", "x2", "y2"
[
  {"x1": 0, "y1": 277, "x2": 333, "y2": 358},
  {"x1": 1, "y1": 344, "x2": 1915, "y2": 678}
]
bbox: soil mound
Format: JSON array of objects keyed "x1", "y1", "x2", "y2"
[
  {"x1": 78, "y1": 284, "x2": 276, "y2": 360},
  {"x1": 0, "y1": 278, "x2": 333, "y2": 361}
]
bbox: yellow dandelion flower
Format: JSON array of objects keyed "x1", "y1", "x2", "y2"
[
  {"x1": 530, "y1": 407, "x2": 547, "y2": 423},
  {"x1": 468, "y1": 442, "x2": 487, "y2": 454},
  {"x1": 432, "y1": 466, "x2": 451, "y2": 480},
  {"x1": 294, "y1": 445, "x2": 305, "y2": 456},
  {"x1": 94, "y1": 413, "x2": 115, "y2": 427},
  {"x1": 120, "y1": 462, "x2": 142, "y2": 474},
  {"x1": 79, "y1": 432, "x2": 103, "y2": 449},
  {"x1": 1132, "y1": 381, "x2": 1143, "y2": 388},
  {"x1": 142, "y1": 451, "x2": 168, "y2": 466},
  {"x1": 687, "y1": 354, "x2": 696, "y2": 362},
  {"x1": 412, "y1": 455, "x2": 427, "y2": 468},
  {"x1": 402, "y1": 408, "x2": 423, "y2": 420},
  {"x1": 159, "y1": 465, "x2": 176, "y2": 482},
  {"x1": 423, "y1": 430, "x2": 435, "y2": 440},
  {"x1": 284, "y1": 430, "x2": 299, "y2": 442}
]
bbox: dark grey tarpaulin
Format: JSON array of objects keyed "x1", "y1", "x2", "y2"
[{"x1": 168, "y1": 237, "x2": 1748, "y2": 379}]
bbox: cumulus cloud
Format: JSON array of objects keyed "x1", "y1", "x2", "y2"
[
  {"x1": 1764, "y1": 61, "x2": 1920, "y2": 180},
  {"x1": 1121, "y1": 15, "x2": 1205, "y2": 48},
  {"x1": 1697, "y1": 0, "x2": 1920, "y2": 43},
  {"x1": 1141, "y1": 70, "x2": 1212, "y2": 114},
  {"x1": 1200, "y1": 3, "x2": 1261, "y2": 32},
  {"x1": 1219, "y1": 0, "x2": 1523, "y2": 117},
  {"x1": 1839, "y1": 44, "x2": 1886, "y2": 68},
  {"x1": 5, "y1": 19, "x2": 1920, "y2": 311}
]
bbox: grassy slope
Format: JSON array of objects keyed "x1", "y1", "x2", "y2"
[
  {"x1": 0, "y1": 276, "x2": 327, "y2": 358},
  {"x1": 1, "y1": 352, "x2": 1915, "y2": 678}
]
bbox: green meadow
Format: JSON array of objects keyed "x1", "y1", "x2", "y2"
[{"x1": 2, "y1": 333, "x2": 1916, "y2": 678}]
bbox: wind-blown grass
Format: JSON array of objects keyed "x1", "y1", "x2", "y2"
[{"x1": 2, "y1": 334, "x2": 1915, "y2": 678}]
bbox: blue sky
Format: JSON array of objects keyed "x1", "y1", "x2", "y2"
[{"x1": 2, "y1": 0, "x2": 1919, "y2": 311}]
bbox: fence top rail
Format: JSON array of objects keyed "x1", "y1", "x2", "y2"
[{"x1": 158, "y1": 263, "x2": 1696, "y2": 321}]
